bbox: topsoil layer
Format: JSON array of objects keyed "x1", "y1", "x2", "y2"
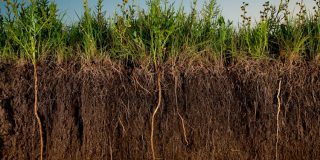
[{"x1": 0, "y1": 59, "x2": 320, "y2": 160}]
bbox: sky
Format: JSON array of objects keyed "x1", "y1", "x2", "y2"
[{"x1": 0, "y1": 0, "x2": 316, "y2": 25}]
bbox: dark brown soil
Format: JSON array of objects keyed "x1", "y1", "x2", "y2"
[{"x1": 0, "y1": 59, "x2": 320, "y2": 160}]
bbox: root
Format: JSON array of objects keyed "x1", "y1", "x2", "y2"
[
  {"x1": 133, "y1": 75, "x2": 151, "y2": 94},
  {"x1": 276, "y1": 79, "x2": 282, "y2": 160},
  {"x1": 109, "y1": 136, "x2": 113, "y2": 160},
  {"x1": 118, "y1": 116, "x2": 126, "y2": 136},
  {"x1": 174, "y1": 72, "x2": 188, "y2": 145},
  {"x1": 178, "y1": 113, "x2": 189, "y2": 145},
  {"x1": 33, "y1": 63, "x2": 43, "y2": 160},
  {"x1": 151, "y1": 71, "x2": 162, "y2": 160}
]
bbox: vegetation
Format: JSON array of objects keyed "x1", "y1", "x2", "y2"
[{"x1": 0, "y1": 0, "x2": 320, "y2": 63}]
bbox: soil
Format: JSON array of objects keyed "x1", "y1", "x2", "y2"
[{"x1": 0, "y1": 59, "x2": 319, "y2": 160}]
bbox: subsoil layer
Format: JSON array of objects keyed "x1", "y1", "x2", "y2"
[{"x1": 0, "y1": 59, "x2": 320, "y2": 160}]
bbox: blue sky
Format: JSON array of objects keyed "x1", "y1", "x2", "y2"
[{"x1": 1, "y1": 0, "x2": 316, "y2": 25}]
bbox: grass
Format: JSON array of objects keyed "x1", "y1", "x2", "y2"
[{"x1": 1, "y1": 0, "x2": 319, "y2": 63}]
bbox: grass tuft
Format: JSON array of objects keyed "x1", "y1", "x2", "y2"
[{"x1": 0, "y1": 0, "x2": 320, "y2": 61}]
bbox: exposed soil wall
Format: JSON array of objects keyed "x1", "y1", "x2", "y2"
[{"x1": 0, "y1": 59, "x2": 320, "y2": 160}]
